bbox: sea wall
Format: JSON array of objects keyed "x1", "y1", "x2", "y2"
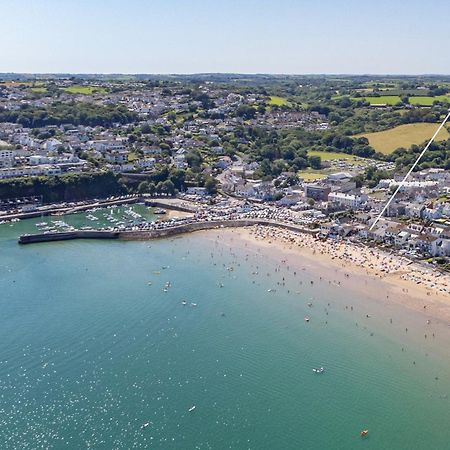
[
  {"x1": 18, "y1": 219, "x2": 317, "y2": 244},
  {"x1": 19, "y1": 230, "x2": 120, "y2": 244}
]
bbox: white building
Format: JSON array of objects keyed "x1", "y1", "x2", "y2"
[
  {"x1": 174, "y1": 154, "x2": 186, "y2": 169},
  {"x1": 0, "y1": 164, "x2": 62, "y2": 179},
  {"x1": 135, "y1": 158, "x2": 156, "y2": 169},
  {"x1": 89, "y1": 139, "x2": 127, "y2": 153},
  {"x1": 105, "y1": 150, "x2": 128, "y2": 163},
  {"x1": 29, "y1": 155, "x2": 50, "y2": 165},
  {"x1": 0, "y1": 150, "x2": 15, "y2": 168},
  {"x1": 43, "y1": 138, "x2": 63, "y2": 153},
  {"x1": 328, "y1": 192, "x2": 367, "y2": 209}
]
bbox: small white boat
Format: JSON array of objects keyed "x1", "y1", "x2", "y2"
[
  {"x1": 188, "y1": 405, "x2": 196, "y2": 412},
  {"x1": 141, "y1": 421, "x2": 152, "y2": 429},
  {"x1": 181, "y1": 301, "x2": 187, "y2": 305},
  {"x1": 312, "y1": 367, "x2": 325, "y2": 374},
  {"x1": 190, "y1": 303, "x2": 197, "y2": 307},
  {"x1": 304, "y1": 316, "x2": 310, "y2": 322}
]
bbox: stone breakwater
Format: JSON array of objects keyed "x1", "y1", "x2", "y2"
[
  {"x1": 18, "y1": 219, "x2": 318, "y2": 244},
  {"x1": 19, "y1": 230, "x2": 120, "y2": 244}
]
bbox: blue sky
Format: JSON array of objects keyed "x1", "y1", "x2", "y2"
[{"x1": 1, "y1": 0, "x2": 449, "y2": 74}]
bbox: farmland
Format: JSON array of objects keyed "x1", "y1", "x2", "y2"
[
  {"x1": 361, "y1": 96, "x2": 402, "y2": 105},
  {"x1": 356, "y1": 123, "x2": 450, "y2": 154},
  {"x1": 62, "y1": 85, "x2": 107, "y2": 95},
  {"x1": 336, "y1": 94, "x2": 450, "y2": 107},
  {"x1": 408, "y1": 96, "x2": 450, "y2": 106}
]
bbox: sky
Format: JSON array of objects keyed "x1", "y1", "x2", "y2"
[{"x1": 1, "y1": 0, "x2": 449, "y2": 74}]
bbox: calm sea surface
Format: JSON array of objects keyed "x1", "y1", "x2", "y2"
[{"x1": 1, "y1": 208, "x2": 450, "y2": 449}]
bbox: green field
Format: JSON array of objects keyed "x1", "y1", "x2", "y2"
[
  {"x1": 62, "y1": 85, "x2": 107, "y2": 95},
  {"x1": 307, "y1": 150, "x2": 358, "y2": 161},
  {"x1": 356, "y1": 123, "x2": 450, "y2": 154},
  {"x1": 408, "y1": 96, "x2": 450, "y2": 106},
  {"x1": 298, "y1": 170, "x2": 327, "y2": 181},
  {"x1": 361, "y1": 96, "x2": 402, "y2": 105},
  {"x1": 298, "y1": 151, "x2": 364, "y2": 181},
  {"x1": 268, "y1": 96, "x2": 291, "y2": 107}
]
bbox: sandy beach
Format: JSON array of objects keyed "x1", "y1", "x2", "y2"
[
  {"x1": 160, "y1": 209, "x2": 193, "y2": 220},
  {"x1": 203, "y1": 225, "x2": 450, "y2": 326}
]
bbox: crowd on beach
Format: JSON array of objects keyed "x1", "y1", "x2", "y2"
[
  {"x1": 248, "y1": 225, "x2": 450, "y2": 297},
  {"x1": 18, "y1": 196, "x2": 450, "y2": 297}
]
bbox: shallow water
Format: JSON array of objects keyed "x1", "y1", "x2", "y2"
[{"x1": 1, "y1": 216, "x2": 450, "y2": 449}]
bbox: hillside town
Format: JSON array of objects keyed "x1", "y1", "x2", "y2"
[{"x1": 0, "y1": 78, "x2": 449, "y2": 268}]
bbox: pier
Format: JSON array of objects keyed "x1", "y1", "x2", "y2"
[{"x1": 18, "y1": 219, "x2": 318, "y2": 244}]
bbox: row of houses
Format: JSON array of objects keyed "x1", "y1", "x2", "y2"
[{"x1": 320, "y1": 218, "x2": 450, "y2": 257}]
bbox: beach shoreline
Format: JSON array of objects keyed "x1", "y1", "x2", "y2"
[{"x1": 199, "y1": 226, "x2": 450, "y2": 327}]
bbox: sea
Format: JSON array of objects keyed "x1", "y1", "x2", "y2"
[{"x1": 1, "y1": 204, "x2": 450, "y2": 449}]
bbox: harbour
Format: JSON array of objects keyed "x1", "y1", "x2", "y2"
[{"x1": 2, "y1": 211, "x2": 450, "y2": 448}]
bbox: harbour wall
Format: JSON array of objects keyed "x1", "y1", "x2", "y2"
[
  {"x1": 19, "y1": 230, "x2": 120, "y2": 244},
  {"x1": 18, "y1": 219, "x2": 317, "y2": 244}
]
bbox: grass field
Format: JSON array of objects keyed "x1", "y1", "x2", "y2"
[
  {"x1": 298, "y1": 170, "x2": 327, "y2": 181},
  {"x1": 62, "y1": 85, "x2": 107, "y2": 95},
  {"x1": 356, "y1": 123, "x2": 450, "y2": 154},
  {"x1": 408, "y1": 96, "x2": 450, "y2": 106},
  {"x1": 268, "y1": 96, "x2": 291, "y2": 107},
  {"x1": 361, "y1": 96, "x2": 402, "y2": 105},
  {"x1": 307, "y1": 150, "x2": 357, "y2": 161}
]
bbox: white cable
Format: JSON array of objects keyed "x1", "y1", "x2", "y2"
[{"x1": 369, "y1": 110, "x2": 450, "y2": 231}]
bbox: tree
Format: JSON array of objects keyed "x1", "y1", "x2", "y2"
[
  {"x1": 308, "y1": 155, "x2": 321, "y2": 170},
  {"x1": 140, "y1": 124, "x2": 152, "y2": 134},
  {"x1": 205, "y1": 177, "x2": 218, "y2": 195},
  {"x1": 169, "y1": 169, "x2": 186, "y2": 191},
  {"x1": 137, "y1": 181, "x2": 150, "y2": 194},
  {"x1": 186, "y1": 151, "x2": 203, "y2": 169},
  {"x1": 236, "y1": 105, "x2": 257, "y2": 120},
  {"x1": 161, "y1": 179, "x2": 175, "y2": 195},
  {"x1": 148, "y1": 182, "x2": 156, "y2": 195}
]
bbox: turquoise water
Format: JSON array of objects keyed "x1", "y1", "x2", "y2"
[
  {"x1": 16, "y1": 203, "x2": 158, "y2": 232},
  {"x1": 1, "y1": 216, "x2": 450, "y2": 449}
]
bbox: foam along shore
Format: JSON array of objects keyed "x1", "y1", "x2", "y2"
[{"x1": 224, "y1": 225, "x2": 450, "y2": 324}]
